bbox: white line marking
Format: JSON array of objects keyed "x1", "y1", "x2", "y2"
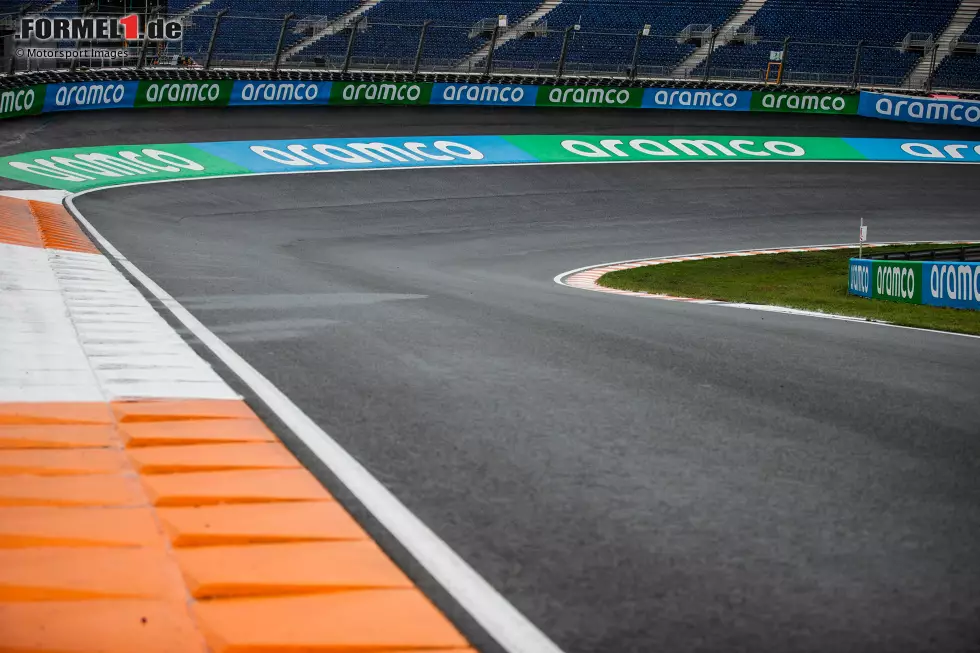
[
  {"x1": 27, "y1": 155, "x2": 980, "y2": 200},
  {"x1": 554, "y1": 243, "x2": 980, "y2": 340},
  {"x1": 64, "y1": 195, "x2": 567, "y2": 653}
]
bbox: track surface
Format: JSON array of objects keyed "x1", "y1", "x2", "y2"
[{"x1": 7, "y1": 108, "x2": 980, "y2": 652}]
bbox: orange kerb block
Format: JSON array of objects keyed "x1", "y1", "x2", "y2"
[
  {"x1": 0, "y1": 474, "x2": 144, "y2": 507},
  {"x1": 0, "y1": 506, "x2": 161, "y2": 549},
  {"x1": 128, "y1": 442, "x2": 301, "y2": 474},
  {"x1": 194, "y1": 590, "x2": 469, "y2": 653},
  {"x1": 0, "y1": 196, "x2": 42, "y2": 249},
  {"x1": 28, "y1": 200, "x2": 100, "y2": 254},
  {"x1": 175, "y1": 540, "x2": 413, "y2": 599},
  {"x1": 159, "y1": 501, "x2": 367, "y2": 547},
  {"x1": 140, "y1": 468, "x2": 334, "y2": 506},
  {"x1": 0, "y1": 402, "x2": 113, "y2": 426},
  {"x1": 0, "y1": 448, "x2": 127, "y2": 476},
  {"x1": 112, "y1": 399, "x2": 257, "y2": 423},
  {"x1": 119, "y1": 418, "x2": 277, "y2": 447},
  {"x1": 0, "y1": 599, "x2": 209, "y2": 653},
  {"x1": 0, "y1": 424, "x2": 118, "y2": 449},
  {"x1": 0, "y1": 547, "x2": 186, "y2": 601}
]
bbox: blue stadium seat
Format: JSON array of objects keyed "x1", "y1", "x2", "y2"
[
  {"x1": 696, "y1": 0, "x2": 959, "y2": 85},
  {"x1": 933, "y1": 14, "x2": 980, "y2": 90}
]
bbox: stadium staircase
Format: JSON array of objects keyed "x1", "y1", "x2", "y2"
[
  {"x1": 672, "y1": 0, "x2": 768, "y2": 78},
  {"x1": 905, "y1": 0, "x2": 980, "y2": 88},
  {"x1": 456, "y1": 0, "x2": 565, "y2": 70},
  {"x1": 283, "y1": 0, "x2": 384, "y2": 61}
]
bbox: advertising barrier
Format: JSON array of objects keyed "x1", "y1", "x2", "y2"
[
  {"x1": 0, "y1": 84, "x2": 46, "y2": 120},
  {"x1": 43, "y1": 81, "x2": 138, "y2": 112},
  {"x1": 849, "y1": 258, "x2": 980, "y2": 311},
  {"x1": 229, "y1": 81, "x2": 332, "y2": 106},
  {"x1": 536, "y1": 85, "x2": 644, "y2": 108},
  {"x1": 751, "y1": 91, "x2": 859, "y2": 115},
  {"x1": 858, "y1": 92, "x2": 980, "y2": 127},
  {"x1": 642, "y1": 87, "x2": 750, "y2": 111},
  {"x1": 431, "y1": 83, "x2": 537, "y2": 106},
  {"x1": 3, "y1": 135, "x2": 979, "y2": 192},
  {"x1": 135, "y1": 80, "x2": 234, "y2": 108},
  {"x1": 4, "y1": 77, "x2": 979, "y2": 128},
  {"x1": 329, "y1": 81, "x2": 433, "y2": 106}
]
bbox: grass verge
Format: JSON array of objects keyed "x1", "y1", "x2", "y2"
[{"x1": 597, "y1": 244, "x2": 980, "y2": 336}]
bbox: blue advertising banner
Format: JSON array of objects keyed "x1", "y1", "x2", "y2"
[
  {"x1": 642, "y1": 87, "x2": 750, "y2": 111},
  {"x1": 844, "y1": 137, "x2": 980, "y2": 162},
  {"x1": 228, "y1": 81, "x2": 332, "y2": 106},
  {"x1": 922, "y1": 261, "x2": 980, "y2": 310},
  {"x1": 848, "y1": 259, "x2": 872, "y2": 298},
  {"x1": 190, "y1": 135, "x2": 539, "y2": 173},
  {"x1": 430, "y1": 83, "x2": 538, "y2": 106},
  {"x1": 858, "y1": 91, "x2": 980, "y2": 127},
  {"x1": 42, "y1": 81, "x2": 138, "y2": 113}
]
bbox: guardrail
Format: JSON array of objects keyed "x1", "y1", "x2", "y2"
[{"x1": 869, "y1": 245, "x2": 980, "y2": 262}]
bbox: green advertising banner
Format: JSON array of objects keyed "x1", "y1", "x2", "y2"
[
  {"x1": 329, "y1": 82, "x2": 433, "y2": 106},
  {"x1": 503, "y1": 134, "x2": 866, "y2": 162},
  {"x1": 536, "y1": 85, "x2": 644, "y2": 108},
  {"x1": 0, "y1": 85, "x2": 46, "y2": 120},
  {"x1": 871, "y1": 260, "x2": 922, "y2": 304},
  {"x1": 135, "y1": 80, "x2": 234, "y2": 109},
  {"x1": 751, "y1": 91, "x2": 859, "y2": 115},
  {"x1": 0, "y1": 142, "x2": 251, "y2": 191}
]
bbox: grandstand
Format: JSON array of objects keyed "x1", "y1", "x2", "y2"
[
  {"x1": 933, "y1": 12, "x2": 980, "y2": 88},
  {"x1": 5, "y1": 0, "x2": 980, "y2": 89}
]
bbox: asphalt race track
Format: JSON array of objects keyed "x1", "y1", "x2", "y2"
[{"x1": 5, "y1": 107, "x2": 980, "y2": 653}]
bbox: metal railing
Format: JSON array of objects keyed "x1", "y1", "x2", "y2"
[
  {"x1": 870, "y1": 245, "x2": 980, "y2": 262},
  {"x1": 3, "y1": 10, "x2": 980, "y2": 92}
]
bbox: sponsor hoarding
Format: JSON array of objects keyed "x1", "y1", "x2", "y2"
[
  {"x1": 859, "y1": 92, "x2": 980, "y2": 127},
  {"x1": 330, "y1": 82, "x2": 433, "y2": 106},
  {"x1": 0, "y1": 85, "x2": 46, "y2": 120},
  {"x1": 229, "y1": 81, "x2": 332, "y2": 106},
  {"x1": 642, "y1": 87, "x2": 750, "y2": 111},
  {"x1": 536, "y1": 85, "x2": 643, "y2": 108},
  {"x1": 43, "y1": 81, "x2": 138, "y2": 112},
  {"x1": 922, "y1": 261, "x2": 980, "y2": 310},
  {"x1": 431, "y1": 83, "x2": 537, "y2": 106},
  {"x1": 751, "y1": 91, "x2": 858, "y2": 114},
  {"x1": 135, "y1": 80, "x2": 234, "y2": 108},
  {"x1": 848, "y1": 259, "x2": 872, "y2": 298}
]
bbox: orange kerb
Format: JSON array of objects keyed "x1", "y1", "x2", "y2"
[
  {"x1": 28, "y1": 200, "x2": 100, "y2": 254},
  {"x1": 0, "y1": 395, "x2": 470, "y2": 651},
  {"x1": 0, "y1": 196, "x2": 42, "y2": 249},
  {"x1": 159, "y1": 501, "x2": 367, "y2": 547},
  {"x1": 128, "y1": 442, "x2": 301, "y2": 474},
  {"x1": 175, "y1": 540, "x2": 413, "y2": 599},
  {"x1": 193, "y1": 589, "x2": 471, "y2": 653}
]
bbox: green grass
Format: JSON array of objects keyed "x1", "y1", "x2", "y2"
[{"x1": 597, "y1": 244, "x2": 980, "y2": 336}]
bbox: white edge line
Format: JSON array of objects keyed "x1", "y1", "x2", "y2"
[
  {"x1": 26, "y1": 154, "x2": 980, "y2": 199},
  {"x1": 555, "y1": 244, "x2": 980, "y2": 340},
  {"x1": 63, "y1": 194, "x2": 567, "y2": 653}
]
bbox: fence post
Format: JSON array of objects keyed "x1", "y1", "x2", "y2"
[
  {"x1": 412, "y1": 20, "x2": 430, "y2": 76},
  {"x1": 484, "y1": 22, "x2": 500, "y2": 78},
  {"x1": 851, "y1": 40, "x2": 863, "y2": 88},
  {"x1": 69, "y1": 3, "x2": 95, "y2": 73},
  {"x1": 272, "y1": 12, "x2": 294, "y2": 71},
  {"x1": 204, "y1": 9, "x2": 227, "y2": 71},
  {"x1": 778, "y1": 36, "x2": 791, "y2": 85},
  {"x1": 628, "y1": 28, "x2": 643, "y2": 81},
  {"x1": 342, "y1": 16, "x2": 362, "y2": 73},
  {"x1": 556, "y1": 25, "x2": 573, "y2": 81},
  {"x1": 702, "y1": 30, "x2": 718, "y2": 82},
  {"x1": 925, "y1": 42, "x2": 939, "y2": 92}
]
